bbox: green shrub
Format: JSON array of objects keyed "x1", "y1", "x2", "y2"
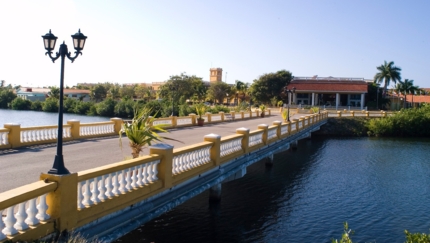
[
  {"x1": 209, "y1": 105, "x2": 230, "y2": 114},
  {"x1": 95, "y1": 98, "x2": 116, "y2": 117},
  {"x1": 74, "y1": 101, "x2": 94, "y2": 115},
  {"x1": 42, "y1": 98, "x2": 59, "y2": 112},
  {"x1": 11, "y1": 97, "x2": 32, "y2": 110},
  {"x1": 31, "y1": 100, "x2": 43, "y2": 111}
]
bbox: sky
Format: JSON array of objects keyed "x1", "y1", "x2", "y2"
[{"x1": 0, "y1": 0, "x2": 429, "y2": 88}]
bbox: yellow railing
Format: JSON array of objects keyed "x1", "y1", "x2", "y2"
[
  {"x1": 0, "y1": 111, "x2": 327, "y2": 243},
  {"x1": 1, "y1": 110, "x2": 272, "y2": 150}
]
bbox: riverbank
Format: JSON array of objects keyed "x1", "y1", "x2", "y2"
[{"x1": 314, "y1": 117, "x2": 369, "y2": 136}]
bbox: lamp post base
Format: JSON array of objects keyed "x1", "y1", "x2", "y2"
[{"x1": 48, "y1": 155, "x2": 70, "y2": 175}]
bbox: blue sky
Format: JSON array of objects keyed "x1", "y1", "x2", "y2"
[{"x1": 1, "y1": 0, "x2": 429, "y2": 88}]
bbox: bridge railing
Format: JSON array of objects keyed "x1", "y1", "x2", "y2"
[
  {"x1": 0, "y1": 180, "x2": 57, "y2": 242},
  {"x1": 0, "y1": 111, "x2": 327, "y2": 242},
  {"x1": 1, "y1": 118, "x2": 123, "y2": 150},
  {"x1": 1, "y1": 110, "x2": 272, "y2": 150}
]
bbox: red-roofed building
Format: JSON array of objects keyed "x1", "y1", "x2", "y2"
[{"x1": 285, "y1": 76, "x2": 369, "y2": 109}]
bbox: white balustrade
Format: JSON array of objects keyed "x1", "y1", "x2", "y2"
[
  {"x1": 249, "y1": 133, "x2": 263, "y2": 147},
  {"x1": 243, "y1": 113, "x2": 250, "y2": 118},
  {"x1": 291, "y1": 122, "x2": 297, "y2": 132},
  {"x1": 153, "y1": 119, "x2": 173, "y2": 126},
  {"x1": 220, "y1": 138, "x2": 242, "y2": 157},
  {"x1": 0, "y1": 131, "x2": 9, "y2": 146},
  {"x1": 281, "y1": 125, "x2": 289, "y2": 136},
  {"x1": 177, "y1": 118, "x2": 192, "y2": 126},
  {"x1": 0, "y1": 194, "x2": 50, "y2": 237},
  {"x1": 267, "y1": 129, "x2": 277, "y2": 140},
  {"x1": 77, "y1": 160, "x2": 160, "y2": 209},
  {"x1": 211, "y1": 115, "x2": 222, "y2": 122},
  {"x1": 172, "y1": 146, "x2": 211, "y2": 175},
  {"x1": 298, "y1": 121, "x2": 303, "y2": 129},
  {"x1": 19, "y1": 127, "x2": 72, "y2": 144},
  {"x1": 80, "y1": 123, "x2": 114, "y2": 137}
]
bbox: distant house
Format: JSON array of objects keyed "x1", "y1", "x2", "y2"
[
  {"x1": 285, "y1": 76, "x2": 369, "y2": 110},
  {"x1": 16, "y1": 87, "x2": 91, "y2": 102},
  {"x1": 388, "y1": 91, "x2": 430, "y2": 110}
]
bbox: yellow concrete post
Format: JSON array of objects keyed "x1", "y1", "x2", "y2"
[
  {"x1": 219, "y1": 112, "x2": 225, "y2": 121},
  {"x1": 337, "y1": 111, "x2": 342, "y2": 117},
  {"x1": 382, "y1": 112, "x2": 386, "y2": 117},
  {"x1": 286, "y1": 121, "x2": 291, "y2": 134},
  {"x1": 206, "y1": 112, "x2": 212, "y2": 123},
  {"x1": 67, "y1": 120, "x2": 80, "y2": 139},
  {"x1": 350, "y1": 111, "x2": 355, "y2": 117},
  {"x1": 365, "y1": 111, "x2": 369, "y2": 117},
  {"x1": 149, "y1": 144, "x2": 174, "y2": 189},
  {"x1": 258, "y1": 124, "x2": 269, "y2": 145},
  {"x1": 240, "y1": 111, "x2": 244, "y2": 119},
  {"x1": 110, "y1": 118, "x2": 123, "y2": 134},
  {"x1": 39, "y1": 173, "x2": 78, "y2": 232},
  {"x1": 236, "y1": 127, "x2": 250, "y2": 153},
  {"x1": 204, "y1": 134, "x2": 221, "y2": 166},
  {"x1": 4, "y1": 123, "x2": 21, "y2": 148},
  {"x1": 230, "y1": 111, "x2": 235, "y2": 120},
  {"x1": 256, "y1": 110, "x2": 260, "y2": 117},
  {"x1": 273, "y1": 121, "x2": 282, "y2": 138},
  {"x1": 171, "y1": 116, "x2": 177, "y2": 128},
  {"x1": 190, "y1": 114, "x2": 197, "y2": 125},
  {"x1": 268, "y1": 108, "x2": 271, "y2": 116}
]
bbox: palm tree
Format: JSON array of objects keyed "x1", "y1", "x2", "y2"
[
  {"x1": 119, "y1": 107, "x2": 178, "y2": 158},
  {"x1": 374, "y1": 61, "x2": 402, "y2": 97},
  {"x1": 395, "y1": 79, "x2": 420, "y2": 109}
]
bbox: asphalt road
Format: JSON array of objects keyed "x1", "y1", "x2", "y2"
[{"x1": 1, "y1": 112, "x2": 306, "y2": 192}]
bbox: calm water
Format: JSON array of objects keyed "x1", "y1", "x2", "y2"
[
  {"x1": 116, "y1": 137, "x2": 430, "y2": 243},
  {"x1": 0, "y1": 109, "x2": 110, "y2": 127}
]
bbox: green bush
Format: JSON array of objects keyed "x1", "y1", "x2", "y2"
[
  {"x1": 114, "y1": 99, "x2": 136, "y2": 118},
  {"x1": 95, "y1": 98, "x2": 116, "y2": 117},
  {"x1": 63, "y1": 98, "x2": 77, "y2": 113},
  {"x1": 31, "y1": 100, "x2": 43, "y2": 111},
  {"x1": 11, "y1": 97, "x2": 32, "y2": 110},
  {"x1": 42, "y1": 98, "x2": 59, "y2": 112},
  {"x1": 74, "y1": 101, "x2": 94, "y2": 115},
  {"x1": 366, "y1": 104, "x2": 430, "y2": 136},
  {"x1": 209, "y1": 105, "x2": 230, "y2": 114}
]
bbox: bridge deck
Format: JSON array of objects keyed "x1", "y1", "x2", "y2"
[{"x1": 0, "y1": 113, "x2": 298, "y2": 192}]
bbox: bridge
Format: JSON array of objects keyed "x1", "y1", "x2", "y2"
[{"x1": 0, "y1": 110, "x2": 328, "y2": 242}]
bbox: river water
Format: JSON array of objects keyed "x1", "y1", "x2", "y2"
[
  {"x1": 116, "y1": 137, "x2": 430, "y2": 243},
  {"x1": 0, "y1": 109, "x2": 110, "y2": 127}
]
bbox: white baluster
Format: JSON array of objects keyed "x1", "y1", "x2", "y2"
[
  {"x1": 25, "y1": 198, "x2": 39, "y2": 226},
  {"x1": 172, "y1": 157, "x2": 178, "y2": 175},
  {"x1": 77, "y1": 182, "x2": 84, "y2": 209},
  {"x1": 36, "y1": 194, "x2": 49, "y2": 221},
  {"x1": 105, "y1": 173, "x2": 114, "y2": 198},
  {"x1": 2, "y1": 207, "x2": 17, "y2": 236},
  {"x1": 151, "y1": 161, "x2": 158, "y2": 181},
  {"x1": 112, "y1": 172, "x2": 120, "y2": 196},
  {"x1": 83, "y1": 180, "x2": 92, "y2": 206},
  {"x1": 98, "y1": 175, "x2": 107, "y2": 201},
  {"x1": 142, "y1": 163, "x2": 149, "y2": 185},
  {"x1": 119, "y1": 170, "x2": 127, "y2": 194},
  {"x1": 136, "y1": 165, "x2": 142, "y2": 187},
  {"x1": 125, "y1": 168, "x2": 132, "y2": 191},
  {"x1": 131, "y1": 167, "x2": 137, "y2": 189},
  {"x1": 0, "y1": 209, "x2": 6, "y2": 240},
  {"x1": 147, "y1": 164, "x2": 153, "y2": 183},
  {"x1": 14, "y1": 202, "x2": 29, "y2": 230},
  {"x1": 91, "y1": 177, "x2": 101, "y2": 204}
]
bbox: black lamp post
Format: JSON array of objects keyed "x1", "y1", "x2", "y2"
[
  {"x1": 283, "y1": 86, "x2": 296, "y2": 121},
  {"x1": 42, "y1": 29, "x2": 87, "y2": 175}
]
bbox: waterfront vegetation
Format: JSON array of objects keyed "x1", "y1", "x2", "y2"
[
  {"x1": 366, "y1": 104, "x2": 430, "y2": 136},
  {"x1": 332, "y1": 223, "x2": 430, "y2": 243}
]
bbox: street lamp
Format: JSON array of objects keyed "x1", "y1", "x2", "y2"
[
  {"x1": 283, "y1": 86, "x2": 296, "y2": 121},
  {"x1": 42, "y1": 29, "x2": 87, "y2": 175},
  {"x1": 226, "y1": 93, "x2": 229, "y2": 106}
]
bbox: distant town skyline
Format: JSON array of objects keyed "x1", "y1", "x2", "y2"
[{"x1": 1, "y1": 0, "x2": 429, "y2": 88}]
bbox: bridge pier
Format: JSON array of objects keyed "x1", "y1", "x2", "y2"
[
  {"x1": 291, "y1": 140, "x2": 298, "y2": 151},
  {"x1": 209, "y1": 184, "x2": 222, "y2": 203},
  {"x1": 265, "y1": 154, "x2": 274, "y2": 166}
]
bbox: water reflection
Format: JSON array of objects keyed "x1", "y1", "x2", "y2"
[{"x1": 115, "y1": 137, "x2": 430, "y2": 243}]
